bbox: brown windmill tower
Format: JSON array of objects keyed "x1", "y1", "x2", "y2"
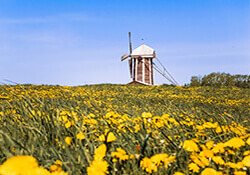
[{"x1": 121, "y1": 32, "x2": 156, "y2": 85}]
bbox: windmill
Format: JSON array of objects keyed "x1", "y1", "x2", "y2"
[{"x1": 121, "y1": 32, "x2": 179, "y2": 86}]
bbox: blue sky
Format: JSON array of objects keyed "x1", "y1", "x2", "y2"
[{"x1": 0, "y1": 0, "x2": 249, "y2": 85}]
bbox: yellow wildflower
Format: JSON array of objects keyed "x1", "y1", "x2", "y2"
[
  {"x1": 76, "y1": 132, "x2": 85, "y2": 140},
  {"x1": 201, "y1": 168, "x2": 218, "y2": 175},
  {"x1": 0, "y1": 155, "x2": 61, "y2": 175},
  {"x1": 190, "y1": 154, "x2": 209, "y2": 167},
  {"x1": 50, "y1": 160, "x2": 63, "y2": 173},
  {"x1": 87, "y1": 144, "x2": 108, "y2": 175},
  {"x1": 51, "y1": 171, "x2": 68, "y2": 175},
  {"x1": 94, "y1": 144, "x2": 106, "y2": 160},
  {"x1": 87, "y1": 159, "x2": 108, "y2": 175},
  {"x1": 150, "y1": 153, "x2": 168, "y2": 166},
  {"x1": 243, "y1": 151, "x2": 250, "y2": 156},
  {"x1": 164, "y1": 155, "x2": 176, "y2": 168},
  {"x1": 196, "y1": 125, "x2": 204, "y2": 130},
  {"x1": 215, "y1": 127, "x2": 222, "y2": 133},
  {"x1": 224, "y1": 137, "x2": 245, "y2": 149},
  {"x1": 212, "y1": 156, "x2": 225, "y2": 165},
  {"x1": 188, "y1": 163, "x2": 200, "y2": 173},
  {"x1": 183, "y1": 140, "x2": 199, "y2": 152},
  {"x1": 206, "y1": 141, "x2": 214, "y2": 149},
  {"x1": 173, "y1": 172, "x2": 185, "y2": 175},
  {"x1": 65, "y1": 121, "x2": 72, "y2": 128},
  {"x1": 99, "y1": 132, "x2": 116, "y2": 142},
  {"x1": 212, "y1": 143, "x2": 225, "y2": 153},
  {"x1": 111, "y1": 148, "x2": 129, "y2": 161},
  {"x1": 140, "y1": 157, "x2": 157, "y2": 173},
  {"x1": 54, "y1": 160, "x2": 62, "y2": 166},
  {"x1": 65, "y1": 137, "x2": 72, "y2": 146},
  {"x1": 228, "y1": 150, "x2": 235, "y2": 155},
  {"x1": 50, "y1": 165, "x2": 62, "y2": 172},
  {"x1": 242, "y1": 155, "x2": 250, "y2": 167},
  {"x1": 0, "y1": 155, "x2": 38, "y2": 174},
  {"x1": 141, "y1": 112, "x2": 152, "y2": 118},
  {"x1": 203, "y1": 122, "x2": 218, "y2": 128},
  {"x1": 200, "y1": 149, "x2": 214, "y2": 158},
  {"x1": 234, "y1": 171, "x2": 247, "y2": 175},
  {"x1": 226, "y1": 162, "x2": 244, "y2": 169},
  {"x1": 246, "y1": 137, "x2": 250, "y2": 145}
]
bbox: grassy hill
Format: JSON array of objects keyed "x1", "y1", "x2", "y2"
[{"x1": 0, "y1": 84, "x2": 249, "y2": 174}]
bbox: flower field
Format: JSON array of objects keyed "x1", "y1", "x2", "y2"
[{"x1": 0, "y1": 84, "x2": 249, "y2": 174}]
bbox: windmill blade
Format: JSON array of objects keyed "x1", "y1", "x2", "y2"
[
  {"x1": 121, "y1": 54, "x2": 129, "y2": 61},
  {"x1": 129, "y1": 32, "x2": 132, "y2": 54},
  {"x1": 129, "y1": 59, "x2": 133, "y2": 78}
]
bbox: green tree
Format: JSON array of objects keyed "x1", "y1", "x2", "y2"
[{"x1": 190, "y1": 76, "x2": 201, "y2": 87}]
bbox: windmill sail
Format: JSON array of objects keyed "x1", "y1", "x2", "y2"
[
  {"x1": 129, "y1": 59, "x2": 133, "y2": 78},
  {"x1": 129, "y1": 32, "x2": 132, "y2": 54},
  {"x1": 121, "y1": 54, "x2": 129, "y2": 61}
]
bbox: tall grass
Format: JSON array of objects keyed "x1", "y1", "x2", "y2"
[{"x1": 0, "y1": 84, "x2": 249, "y2": 174}]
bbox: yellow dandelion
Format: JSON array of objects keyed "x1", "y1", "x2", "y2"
[
  {"x1": 87, "y1": 144, "x2": 108, "y2": 175},
  {"x1": 200, "y1": 149, "x2": 214, "y2": 158},
  {"x1": 226, "y1": 162, "x2": 244, "y2": 169},
  {"x1": 203, "y1": 122, "x2": 218, "y2": 128},
  {"x1": 190, "y1": 154, "x2": 209, "y2": 167},
  {"x1": 0, "y1": 155, "x2": 38, "y2": 174},
  {"x1": 188, "y1": 163, "x2": 200, "y2": 173},
  {"x1": 215, "y1": 127, "x2": 222, "y2": 133},
  {"x1": 212, "y1": 156, "x2": 225, "y2": 165},
  {"x1": 206, "y1": 141, "x2": 214, "y2": 149},
  {"x1": 212, "y1": 143, "x2": 225, "y2": 153},
  {"x1": 173, "y1": 172, "x2": 185, "y2": 175},
  {"x1": 201, "y1": 168, "x2": 218, "y2": 175},
  {"x1": 129, "y1": 154, "x2": 135, "y2": 159},
  {"x1": 228, "y1": 150, "x2": 236, "y2": 155},
  {"x1": 50, "y1": 165, "x2": 62, "y2": 172},
  {"x1": 243, "y1": 151, "x2": 250, "y2": 156},
  {"x1": 224, "y1": 137, "x2": 245, "y2": 149},
  {"x1": 111, "y1": 148, "x2": 129, "y2": 161},
  {"x1": 140, "y1": 157, "x2": 157, "y2": 174},
  {"x1": 87, "y1": 159, "x2": 109, "y2": 175},
  {"x1": 30, "y1": 167, "x2": 51, "y2": 175},
  {"x1": 94, "y1": 144, "x2": 107, "y2": 160},
  {"x1": 183, "y1": 140, "x2": 199, "y2": 152},
  {"x1": 246, "y1": 137, "x2": 250, "y2": 145},
  {"x1": 242, "y1": 155, "x2": 250, "y2": 167},
  {"x1": 0, "y1": 155, "x2": 54, "y2": 175},
  {"x1": 234, "y1": 171, "x2": 247, "y2": 175},
  {"x1": 76, "y1": 132, "x2": 85, "y2": 140},
  {"x1": 99, "y1": 134, "x2": 105, "y2": 141},
  {"x1": 107, "y1": 132, "x2": 116, "y2": 142},
  {"x1": 150, "y1": 153, "x2": 168, "y2": 166},
  {"x1": 65, "y1": 137, "x2": 72, "y2": 146},
  {"x1": 99, "y1": 132, "x2": 116, "y2": 142},
  {"x1": 65, "y1": 121, "x2": 72, "y2": 128},
  {"x1": 54, "y1": 160, "x2": 62, "y2": 166}
]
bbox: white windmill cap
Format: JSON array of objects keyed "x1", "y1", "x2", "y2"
[{"x1": 131, "y1": 44, "x2": 156, "y2": 58}]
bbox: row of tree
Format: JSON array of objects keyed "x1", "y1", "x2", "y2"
[{"x1": 189, "y1": 72, "x2": 250, "y2": 88}]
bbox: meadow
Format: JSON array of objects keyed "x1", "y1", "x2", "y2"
[{"x1": 0, "y1": 84, "x2": 249, "y2": 174}]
